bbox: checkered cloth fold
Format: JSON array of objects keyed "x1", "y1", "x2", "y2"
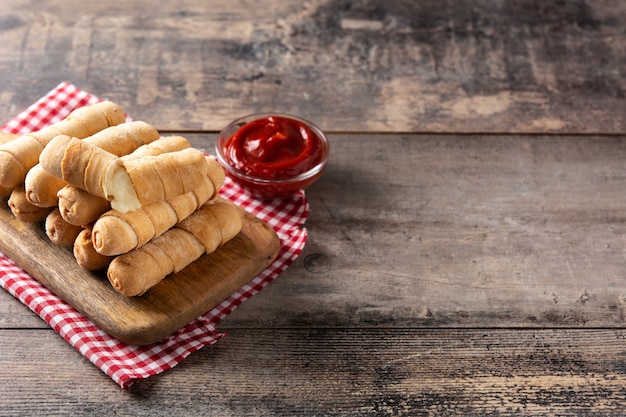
[{"x1": 0, "y1": 82, "x2": 308, "y2": 388}]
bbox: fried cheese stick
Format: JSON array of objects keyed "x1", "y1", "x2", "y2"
[
  {"x1": 107, "y1": 199, "x2": 242, "y2": 296},
  {"x1": 25, "y1": 121, "x2": 160, "y2": 208},
  {"x1": 0, "y1": 101, "x2": 125, "y2": 189},
  {"x1": 39, "y1": 135, "x2": 208, "y2": 212}
]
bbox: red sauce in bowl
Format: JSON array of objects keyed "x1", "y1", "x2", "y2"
[
  {"x1": 216, "y1": 114, "x2": 329, "y2": 199},
  {"x1": 222, "y1": 115, "x2": 325, "y2": 179}
]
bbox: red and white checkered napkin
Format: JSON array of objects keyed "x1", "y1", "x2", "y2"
[{"x1": 0, "y1": 82, "x2": 309, "y2": 388}]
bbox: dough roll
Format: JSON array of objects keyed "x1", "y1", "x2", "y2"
[
  {"x1": 40, "y1": 135, "x2": 207, "y2": 213},
  {"x1": 23, "y1": 164, "x2": 67, "y2": 208},
  {"x1": 92, "y1": 172, "x2": 221, "y2": 256},
  {"x1": 7, "y1": 186, "x2": 53, "y2": 222},
  {"x1": 0, "y1": 101, "x2": 125, "y2": 189},
  {"x1": 25, "y1": 121, "x2": 160, "y2": 208},
  {"x1": 73, "y1": 226, "x2": 113, "y2": 271},
  {"x1": 117, "y1": 147, "x2": 209, "y2": 209},
  {"x1": 107, "y1": 199, "x2": 242, "y2": 296},
  {"x1": 57, "y1": 185, "x2": 111, "y2": 227},
  {"x1": 45, "y1": 208, "x2": 83, "y2": 246},
  {"x1": 53, "y1": 134, "x2": 198, "y2": 227},
  {"x1": 39, "y1": 135, "x2": 119, "y2": 196},
  {"x1": 123, "y1": 135, "x2": 191, "y2": 159}
]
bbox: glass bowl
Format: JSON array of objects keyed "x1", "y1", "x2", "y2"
[{"x1": 215, "y1": 113, "x2": 329, "y2": 199}]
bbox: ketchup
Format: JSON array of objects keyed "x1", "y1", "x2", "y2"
[{"x1": 221, "y1": 115, "x2": 326, "y2": 180}]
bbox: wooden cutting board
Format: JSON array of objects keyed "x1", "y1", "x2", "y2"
[{"x1": 0, "y1": 201, "x2": 280, "y2": 346}]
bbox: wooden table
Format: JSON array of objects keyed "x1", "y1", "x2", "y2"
[{"x1": 2, "y1": 1, "x2": 626, "y2": 415}]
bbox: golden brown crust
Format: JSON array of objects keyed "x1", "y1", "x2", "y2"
[
  {"x1": 41, "y1": 135, "x2": 118, "y2": 198},
  {"x1": 0, "y1": 132, "x2": 19, "y2": 193},
  {"x1": 114, "y1": 209, "x2": 156, "y2": 247},
  {"x1": 143, "y1": 201, "x2": 179, "y2": 237},
  {"x1": 0, "y1": 101, "x2": 125, "y2": 189},
  {"x1": 92, "y1": 177, "x2": 215, "y2": 256},
  {"x1": 91, "y1": 215, "x2": 139, "y2": 256},
  {"x1": 124, "y1": 159, "x2": 164, "y2": 204},
  {"x1": 94, "y1": 101, "x2": 126, "y2": 127},
  {"x1": 82, "y1": 145, "x2": 119, "y2": 196},
  {"x1": 106, "y1": 198, "x2": 242, "y2": 297},
  {"x1": 0, "y1": 184, "x2": 13, "y2": 198},
  {"x1": 57, "y1": 185, "x2": 110, "y2": 226},
  {"x1": 61, "y1": 137, "x2": 98, "y2": 190},
  {"x1": 107, "y1": 228, "x2": 206, "y2": 296},
  {"x1": 206, "y1": 157, "x2": 225, "y2": 192},
  {"x1": 53, "y1": 118, "x2": 91, "y2": 139},
  {"x1": 38, "y1": 135, "x2": 73, "y2": 179},
  {"x1": 26, "y1": 121, "x2": 159, "y2": 209},
  {"x1": 152, "y1": 156, "x2": 185, "y2": 197},
  {"x1": 175, "y1": 206, "x2": 222, "y2": 254},
  {"x1": 168, "y1": 190, "x2": 200, "y2": 220},
  {"x1": 24, "y1": 164, "x2": 67, "y2": 208},
  {"x1": 7, "y1": 186, "x2": 53, "y2": 222},
  {"x1": 120, "y1": 147, "x2": 209, "y2": 206},
  {"x1": 73, "y1": 227, "x2": 113, "y2": 271},
  {"x1": 201, "y1": 198, "x2": 243, "y2": 245},
  {"x1": 0, "y1": 135, "x2": 44, "y2": 188},
  {"x1": 68, "y1": 106, "x2": 109, "y2": 134},
  {"x1": 158, "y1": 228, "x2": 206, "y2": 273},
  {"x1": 87, "y1": 121, "x2": 160, "y2": 155},
  {"x1": 45, "y1": 208, "x2": 82, "y2": 246},
  {"x1": 125, "y1": 135, "x2": 190, "y2": 159}
]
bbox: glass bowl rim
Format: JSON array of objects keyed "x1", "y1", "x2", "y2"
[{"x1": 215, "y1": 112, "x2": 329, "y2": 185}]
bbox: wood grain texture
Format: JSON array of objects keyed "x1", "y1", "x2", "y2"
[
  {"x1": 1, "y1": 0, "x2": 625, "y2": 133},
  {"x1": 0, "y1": 203, "x2": 280, "y2": 345},
  {"x1": 3, "y1": 328, "x2": 626, "y2": 416},
  {"x1": 219, "y1": 133, "x2": 626, "y2": 329},
  {"x1": 0, "y1": 290, "x2": 46, "y2": 328},
  {"x1": 2, "y1": 0, "x2": 626, "y2": 413}
]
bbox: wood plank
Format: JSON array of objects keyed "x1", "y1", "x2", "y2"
[
  {"x1": 1, "y1": 0, "x2": 625, "y2": 134},
  {"x1": 2, "y1": 328, "x2": 626, "y2": 415},
  {"x1": 0, "y1": 203, "x2": 280, "y2": 345},
  {"x1": 0, "y1": 290, "x2": 47, "y2": 328}
]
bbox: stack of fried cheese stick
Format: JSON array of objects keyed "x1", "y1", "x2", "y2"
[{"x1": 1, "y1": 102, "x2": 243, "y2": 296}]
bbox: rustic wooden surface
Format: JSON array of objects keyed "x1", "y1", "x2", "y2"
[
  {"x1": 3, "y1": 328, "x2": 626, "y2": 416},
  {"x1": 2, "y1": 0, "x2": 626, "y2": 134},
  {"x1": 3, "y1": 0, "x2": 626, "y2": 415}
]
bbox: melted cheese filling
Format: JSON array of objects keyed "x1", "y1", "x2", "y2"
[{"x1": 104, "y1": 165, "x2": 141, "y2": 213}]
